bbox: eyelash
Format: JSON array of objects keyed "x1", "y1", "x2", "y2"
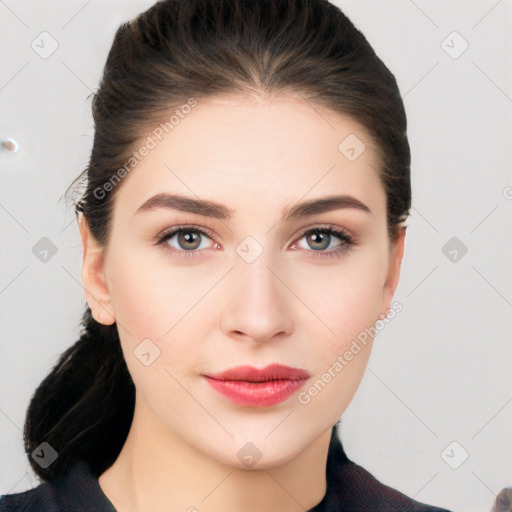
[{"x1": 154, "y1": 224, "x2": 356, "y2": 260}]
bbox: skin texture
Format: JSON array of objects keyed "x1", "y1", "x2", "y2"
[{"x1": 78, "y1": 95, "x2": 406, "y2": 512}]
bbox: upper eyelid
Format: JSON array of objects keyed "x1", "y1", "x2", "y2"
[{"x1": 156, "y1": 223, "x2": 216, "y2": 241}]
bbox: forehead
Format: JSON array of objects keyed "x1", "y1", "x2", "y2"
[{"x1": 111, "y1": 95, "x2": 385, "y2": 220}]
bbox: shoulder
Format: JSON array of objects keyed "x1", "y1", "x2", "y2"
[
  {"x1": 0, "y1": 481, "x2": 60, "y2": 512},
  {"x1": 326, "y1": 458, "x2": 453, "y2": 512},
  {"x1": 0, "y1": 461, "x2": 116, "y2": 512},
  {"x1": 315, "y1": 425, "x2": 454, "y2": 512}
]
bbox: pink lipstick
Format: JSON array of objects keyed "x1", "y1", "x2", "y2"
[{"x1": 203, "y1": 364, "x2": 310, "y2": 407}]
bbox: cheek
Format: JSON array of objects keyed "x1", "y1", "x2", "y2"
[
  {"x1": 295, "y1": 252, "x2": 385, "y2": 351},
  {"x1": 107, "y1": 247, "x2": 216, "y2": 339},
  {"x1": 106, "y1": 254, "x2": 204, "y2": 417},
  {"x1": 108, "y1": 259, "x2": 166, "y2": 340},
  {"x1": 106, "y1": 249, "x2": 211, "y2": 377},
  {"x1": 298, "y1": 273, "x2": 380, "y2": 419},
  {"x1": 298, "y1": 252, "x2": 386, "y2": 415}
]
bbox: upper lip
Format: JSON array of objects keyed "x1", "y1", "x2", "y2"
[{"x1": 204, "y1": 364, "x2": 311, "y2": 382}]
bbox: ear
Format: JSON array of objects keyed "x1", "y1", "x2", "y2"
[
  {"x1": 379, "y1": 226, "x2": 406, "y2": 319},
  {"x1": 77, "y1": 215, "x2": 115, "y2": 325}
]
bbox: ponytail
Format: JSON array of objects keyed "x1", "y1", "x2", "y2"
[{"x1": 23, "y1": 307, "x2": 135, "y2": 483}]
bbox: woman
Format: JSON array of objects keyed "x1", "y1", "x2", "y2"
[{"x1": 0, "y1": 0, "x2": 453, "y2": 510}]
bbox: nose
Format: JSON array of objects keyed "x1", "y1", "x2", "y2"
[{"x1": 219, "y1": 254, "x2": 294, "y2": 345}]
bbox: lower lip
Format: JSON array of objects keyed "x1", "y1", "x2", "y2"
[{"x1": 204, "y1": 377, "x2": 308, "y2": 407}]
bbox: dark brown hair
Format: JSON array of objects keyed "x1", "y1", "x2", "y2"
[{"x1": 24, "y1": 0, "x2": 411, "y2": 483}]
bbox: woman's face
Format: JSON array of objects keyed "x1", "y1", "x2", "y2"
[{"x1": 80, "y1": 95, "x2": 405, "y2": 469}]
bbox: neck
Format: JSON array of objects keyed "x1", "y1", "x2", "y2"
[{"x1": 98, "y1": 395, "x2": 332, "y2": 512}]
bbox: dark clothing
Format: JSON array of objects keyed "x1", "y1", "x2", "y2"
[{"x1": 1, "y1": 425, "x2": 452, "y2": 511}]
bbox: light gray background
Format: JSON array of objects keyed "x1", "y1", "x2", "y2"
[{"x1": 1, "y1": 1, "x2": 511, "y2": 511}]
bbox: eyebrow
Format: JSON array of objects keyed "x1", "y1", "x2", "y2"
[{"x1": 134, "y1": 192, "x2": 372, "y2": 221}]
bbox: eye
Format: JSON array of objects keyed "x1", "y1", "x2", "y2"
[
  {"x1": 290, "y1": 226, "x2": 355, "y2": 259},
  {"x1": 155, "y1": 225, "x2": 218, "y2": 258},
  {"x1": 154, "y1": 224, "x2": 356, "y2": 259}
]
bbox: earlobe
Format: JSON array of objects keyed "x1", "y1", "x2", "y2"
[
  {"x1": 77, "y1": 215, "x2": 116, "y2": 325},
  {"x1": 379, "y1": 226, "x2": 406, "y2": 320}
]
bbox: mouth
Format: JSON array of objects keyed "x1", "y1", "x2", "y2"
[{"x1": 202, "y1": 364, "x2": 310, "y2": 407}]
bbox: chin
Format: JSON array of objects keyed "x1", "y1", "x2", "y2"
[{"x1": 201, "y1": 428, "x2": 313, "y2": 471}]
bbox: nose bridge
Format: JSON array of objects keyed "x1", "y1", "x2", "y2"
[
  {"x1": 220, "y1": 234, "x2": 293, "y2": 343},
  {"x1": 234, "y1": 233, "x2": 282, "y2": 304}
]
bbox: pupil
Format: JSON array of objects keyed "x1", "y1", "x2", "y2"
[
  {"x1": 310, "y1": 232, "x2": 328, "y2": 250},
  {"x1": 181, "y1": 232, "x2": 199, "y2": 249}
]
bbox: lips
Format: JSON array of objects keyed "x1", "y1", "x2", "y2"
[{"x1": 203, "y1": 364, "x2": 311, "y2": 407}]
